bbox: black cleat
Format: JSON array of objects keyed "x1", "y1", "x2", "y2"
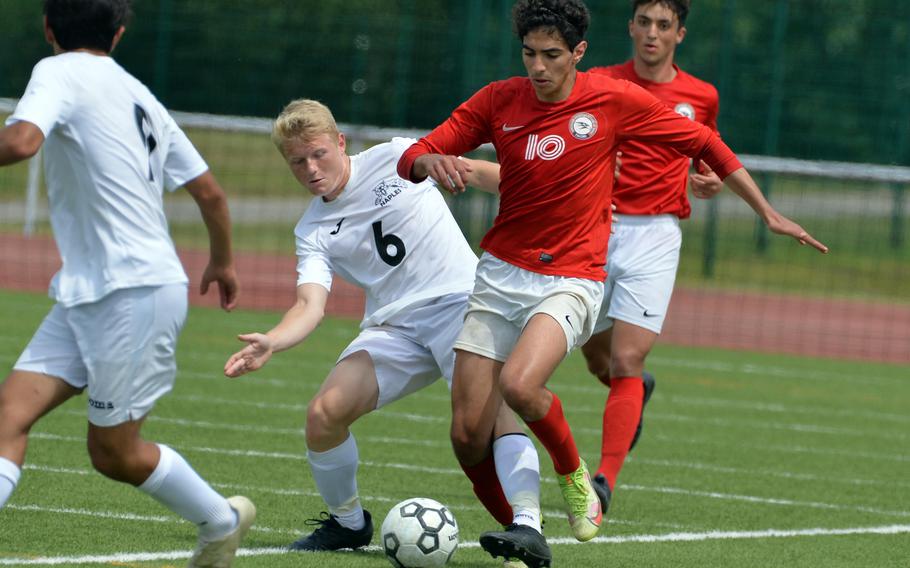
[
  {"x1": 592, "y1": 473, "x2": 613, "y2": 518},
  {"x1": 629, "y1": 371, "x2": 656, "y2": 451},
  {"x1": 288, "y1": 510, "x2": 373, "y2": 551},
  {"x1": 480, "y1": 524, "x2": 552, "y2": 568}
]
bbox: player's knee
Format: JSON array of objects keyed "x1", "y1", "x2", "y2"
[
  {"x1": 450, "y1": 416, "x2": 487, "y2": 462},
  {"x1": 581, "y1": 345, "x2": 610, "y2": 383},
  {"x1": 610, "y1": 346, "x2": 647, "y2": 378},
  {"x1": 305, "y1": 395, "x2": 347, "y2": 445},
  {"x1": 86, "y1": 437, "x2": 130, "y2": 480},
  {"x1": 498, "y1": 372, "x2": 536, "y2": 415}
]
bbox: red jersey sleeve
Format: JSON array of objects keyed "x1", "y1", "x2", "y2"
[
  {"x1": 397, "y1": 85, "x2": 495, "y2": 182},
  {"x1": 616, "y1": 81, "x2": 740, "y2": 179}
]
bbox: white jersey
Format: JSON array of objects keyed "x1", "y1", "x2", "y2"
[
  {"x1": 7, "y1": 52, "x2": 208, "y2": 307},
  {"x1": 295, "y1": 137, "x2": 478, "y2": 328}
]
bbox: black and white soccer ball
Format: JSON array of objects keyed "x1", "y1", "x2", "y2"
[{"x1": 381, "y1": 497, "x2": 459, "y2": 567}]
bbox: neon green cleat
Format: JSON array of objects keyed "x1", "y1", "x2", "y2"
[{"x1": 556, "y1": 459, "x2": 602, "y2": 542}]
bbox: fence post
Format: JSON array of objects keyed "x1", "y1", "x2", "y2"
[
  {"x1": 892, "y1": 183, "x2": 905, "y2": 249},
  {"x1": 702, "y1": 0, "x2": 737, "y2": 278},
  {"x1": 461, "y1": 0, "x2": 485, "y2": 101},
  {"x1": 756, "y1": 0, "x2": 788, "y2": 253},
  {"x1": 154, "y1": 0, "x2": 174, "y2": 102},
  {"x1": 392, "y1": 0, "x2": 415, "y2": 127}
]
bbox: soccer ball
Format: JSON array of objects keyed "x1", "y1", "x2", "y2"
[{"x1": 381, "y1": 497, "x2": 459, "y2": 567}]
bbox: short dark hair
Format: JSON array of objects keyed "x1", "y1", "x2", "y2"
[
  {"x1": 512, "y1": 0, "x2": 591, "y2": 50},
  {"x1": 632, "y1": 0, "x2": 690, "y2": 27},
  {"x1": 43, "y1": 0, "x2": 132, "y2": 52}
]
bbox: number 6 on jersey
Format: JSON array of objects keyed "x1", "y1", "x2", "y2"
[{"x1": 372, "y1": 220, "x2": 406, "y2": 266}]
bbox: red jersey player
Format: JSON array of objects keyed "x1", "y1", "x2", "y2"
[
  {"x1": 579, "y1": 0, "x2": 730, "y2": 518},
  {"x1": 398, "y1": 1, "x2": 826, "y2": 565}
]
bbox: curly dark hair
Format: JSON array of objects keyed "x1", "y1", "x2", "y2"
[
  {"x1": 512, "y1": 0, "x2": 591, "y2": 50},
  {"x1": 43, "y1": 0, "x2": 132, "y2": 52},
  {"x1": 631, "y1": 0, "x2": 690, "y2": 27}
]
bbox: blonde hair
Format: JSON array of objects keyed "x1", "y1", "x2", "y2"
[{"x1": 271, "y1": 99, "x2": 340, "y2": 151}]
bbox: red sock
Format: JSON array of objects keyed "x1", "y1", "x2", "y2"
[
  {"x1": 597, "y1": 376, "x2": 644, "y2": 490},
  {"x1": 526, "y1": 393, "x2": 580, "y2": 475},
  {"x1": 460, "y1": 454, "x2": 512, "y2": 526}
]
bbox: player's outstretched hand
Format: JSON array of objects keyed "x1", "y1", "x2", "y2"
[
  {"x1": 200, "y1": 262, "x2": 239, "y2": 311},
  {"x1": 415, "y1": 153, "x2": 473, "y2": 194},
  {"x1": 690, "y1": 160, "x2": 724, "y2": 199},
  {"x1": 224, "y1": 333, "x2": 273, "y2": 377},
  {"x1": 766, "y1": 212, "x2": 829, "y2": 253}
]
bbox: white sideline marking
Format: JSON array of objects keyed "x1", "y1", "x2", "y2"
[
  {"x1": 20, "y1": 465, "x2": 688, "y2": 531},
  {"x1": 1, "y1": 524, "x2": 909, "y2": 565},
  {"x1": 23, "y1": 433, "x2": 910, "y2": 521},
  {"x1": 629, "y1": 457, "x2": 910, "y2": 489},
  {"x1": 621, "y1": 484, "x2": 910, "y2": 518}
]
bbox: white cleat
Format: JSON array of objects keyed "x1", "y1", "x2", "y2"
[{"x1": 187, "y1": 496, "x2": 256, "y2": 568}]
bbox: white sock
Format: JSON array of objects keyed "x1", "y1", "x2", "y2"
[
  {"x1": 138, "y1": 444, "x2": 237, "y2": 541},
  {"x1": 494, "y1": 433, "x2": 542, "y2": 533},
  {"x1": 0, "y1": 456, "x2": 21, "y2": 508},
  {"x1": 308, "y1": 433, "x2": 364, "y2": 530}
]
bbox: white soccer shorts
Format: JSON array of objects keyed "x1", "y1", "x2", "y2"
[
  {"x1": 14, "y1": 284, "x2": 188, "y2": 426},
  {"x1": 593, "y1": 214, "x2": 682, "y2": 335},
  {"x1": 455, "y1": 252, "x2": 603, "y2": 362},
  {"x1": 337, "y1": 292, "x2": 469, "y2": 409}
]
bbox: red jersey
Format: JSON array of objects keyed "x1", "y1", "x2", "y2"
[
  {"x1": 591, "y1": 61, "x2": 720, "y2": 218},
  {"x1": 398, "y1": 70, "x2": 740, "y2": 281}
]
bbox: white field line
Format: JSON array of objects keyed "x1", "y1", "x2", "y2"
[
  {"x1": 1, "y1": 524, "x2": 909, "y2": 565},
  {"x1": 26, "y1": 434, "x2": 910, "y2": 519},
  {"x1": 627, "y1": 457, "x2": 910, "y2": 490},
  {"x1": 640, "y1": 431, "x2": 910, "y2": 464},
  {"x1": 164, "y1": 392, "x2": 907, "y2": 445},
  {"x1": 19, "y1": 465, "x2": 685, "y2": 531}
]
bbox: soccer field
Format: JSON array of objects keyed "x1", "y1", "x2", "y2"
[{"x1": 0, "y1": 289, "x2": 907, "y2": 567}]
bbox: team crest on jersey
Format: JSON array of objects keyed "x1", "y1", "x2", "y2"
[
  {"x1": 674, "y1": 102, "x2": 696, "y2": 120},
  {"x1": 569, "y1": 112, "x2": 598, "y2": 140},
  {"x1": 373, "y1": 178, "x2": 406, "y2": 207}
]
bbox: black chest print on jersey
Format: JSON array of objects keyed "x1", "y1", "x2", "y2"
[{"x1": 373, "y1": 178, "x2": 406, "y2": 207}]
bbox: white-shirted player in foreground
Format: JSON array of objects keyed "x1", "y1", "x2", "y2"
[
  {"x1": 224, "y1": 100, "x2": 541, "y2": 561},
  {"x1": 0, "y1": 1, "x2": 254, "y2": 565}
]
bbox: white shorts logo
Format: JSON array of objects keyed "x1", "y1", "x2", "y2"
[
  {"x1": 675, "y1": 102, "x2": 695, "y2": 120},
  {"x1": 569, "y1": 112, "x2": 598, "y2": 140},
  {"x1": 525, "y1": 134, "x2": 566, "y2": 161}
]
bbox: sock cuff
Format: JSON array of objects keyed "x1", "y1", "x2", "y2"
[
  {"x1": 307, "y1": 433, "x2": 358, "y2": 471},
  {"x1": 609, "y1": 376, "x2": 645, "y2": 396},
  {"x1": 0, "y1": 456, "x2": 21, "y2": 484},
  {"x1": 493, "y1": 432, "x2": 533, "y2": 453},
  {"x1": 138, "y1": 443, "x2": 176, "y2": 494}
]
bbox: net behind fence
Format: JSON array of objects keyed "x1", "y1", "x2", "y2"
[{"x1": 1, "y1": 102, "x2": 907, "y2": 364}]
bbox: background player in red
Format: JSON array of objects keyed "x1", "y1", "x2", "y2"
[
  {"x1": 581, "y1": 0, "x2": 728, "y2": 513},
  {"x1": 398, "y1": 1, "x2": 826, "y2": 565}
]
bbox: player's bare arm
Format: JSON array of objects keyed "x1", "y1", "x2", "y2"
[
  {"x1": 224, "y1": 283, "x2": 329, "y2": 378},
  {"x1": 459, "y1": 158, "x2": 501, "y2": 194},
  {"x1": 723, "y1": 168, "x2": 829, "y2": 253},
  {"x1": 184, "y1": 171, "x2": 239, "y2": 310},
  {"x1": 689, "y1": 159, "x2": 723, "y2": 199},
  {"x1": 0, "y1": 121, "x2": 44, "y2": 166},
  {"x1": 413, "y1": 153, "x2": 473, "y2": 194}
]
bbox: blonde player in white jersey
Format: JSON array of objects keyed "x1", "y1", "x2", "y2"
[
  {"x1": 0, "y1": 1, "x2": 253, "y2": 566},
  {"x1": 224, "y1": 100, "x2": 541, "y2": 560}
]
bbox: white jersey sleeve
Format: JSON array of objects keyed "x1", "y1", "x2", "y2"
[
  {"x1": 295, "y1": 223, "x2": 335, "y2": 292},
  {"x1": 6, "y1": 58, "x2": 74, "y2": 135},
  {"x1": 161, "y1": 114, "x2": 208, "y2": 191}
]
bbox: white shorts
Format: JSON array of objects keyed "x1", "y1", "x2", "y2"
[
  {"x1": 338, "y1": 292, "x2": 468, "y2": 409},
  {"x1": 14, "y1": 284, "x2": 188, "y2": 426},
  {"x1": 455, "y1": 253, "x2": 603, "y2": 362},
  {"x1": 593, "y1": 214, "x2": 682, "y2": 335}
]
